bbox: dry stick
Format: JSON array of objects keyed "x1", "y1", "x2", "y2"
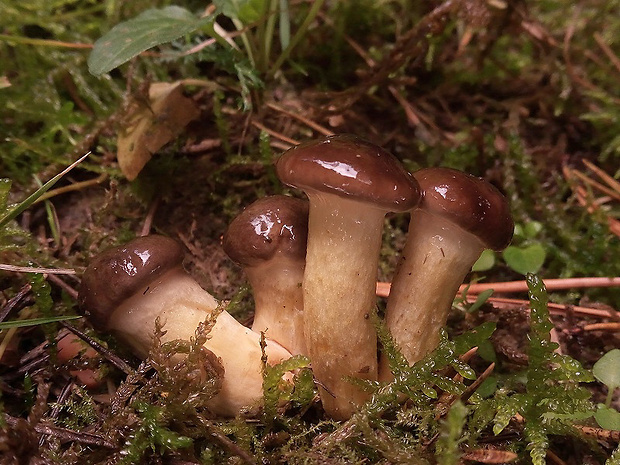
[
  {"x1": 563, "y1": 19, "x2": 620, "y2": 105},
  {"x1": 34, "y1": 173, "x2": 108, "y2": 204},
  {"x1": 59, "y1": 321, "x2": 134, "y2": 376},
  {"x1": 574, "y1": 186, "x2": 620, "y2": 237},
  {"x1": 593, "y1": 32, "x2": 620, "y2": 74},
  {"x1": 3, "y1": 414, "x2": 115, "y2": 449},
  {"x1": 460, "y1": 362, "x2": 496, "y2": 404},
  {"x1": 514, "y1": 412, "x2": 620, "y2": 443},
  {"x1": 582, "y1": 159, "x2": 620, "y2": 193},
  {"x1": 546, "y1": 449, "x2": 569, "y2": 465},
  {"x1": 337, "y1": 24, "x2": 429, "y2": 131},
  {"x1": 250, "y1": 120, "x2": 299, "y2": 146},
  {"x1": 569, "y1": 168, "x2": 620, "y2": 202},
  {"x1": 0, "y1": 283, "x2": 31, "y2": 323},
  {"x1": 461, "y1": 448, "x2": 518, "y2": 464},
  {"x1": 266, "y1": 102, "x2": 334, "y2": 136},
  {"x1": 467, "y1": 295, "x2": 616, "y2": 319},
  {"x1": 376, "y1": 277, "x2": 620, "y2": 298},
  {"x1": 198, "y1": 417, "x2": 257, "y2": 465},
  {"x1": 46, "y1": 273, "x2": 79, "y2": 300},
  {"x1": 435, "y1": 362, "x2": 495, "y2": 421},
  {"x1": 140, "y1": 196, "x2": 161, "y2": 237},
  {"x1": 0, "y1": 264, "x2": 77, "y2": 275},
  {"x1": 583, "y1": 322, "x2": 620, "y2": 332}
]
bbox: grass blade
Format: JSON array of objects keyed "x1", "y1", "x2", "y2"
[{"x1": 0, "y1": 152, "x2": 90, "y2": 229}]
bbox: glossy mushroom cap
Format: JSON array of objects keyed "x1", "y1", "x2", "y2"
[
  {"x1": 276, "y1": 134, "x2": 421, "y2": 212},
  {"x1": 414, "y1": 167, "x2": 514, "y2": 251},
  {"x1": 78, "y1": 235, "x2": 184, "y2": 329},
  {"x1": 222, "y1": 196, "x2": 309, "y2": 267}
]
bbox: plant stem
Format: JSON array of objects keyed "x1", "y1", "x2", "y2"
[{"x1": 269, "y1": 0, "x2": 326, "y2": 78}]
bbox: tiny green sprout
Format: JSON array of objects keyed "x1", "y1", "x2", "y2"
[
  {"x1": 593, "y1": 349, "x2": 620, "y2": 405},
  {"x1": 503, "y1": 243, "x2": 546, "y2": 275},
  {"x1": 593, "y1": 349, "x2": 620, "y2": 431},
  {"x1": 466, "y1": 289, "x2": 494, "y2": 313},
  {"x1": 436, "y1": 401, "x2": 468, "y2": 465},
  {"x1": 502, "y1": 222, "x2": 546, "y2": 275},
  {"x1": 471, "y1": 249, "x2": 496, "y2": 272}
]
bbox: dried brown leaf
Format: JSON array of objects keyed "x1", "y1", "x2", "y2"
[{"x1": 117, "y1": 82, "x2": 200, "y2": 180}]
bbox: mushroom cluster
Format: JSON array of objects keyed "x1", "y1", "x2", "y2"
[{"x1": 78, "y1": 134, "x2": 513, "y2": 420}]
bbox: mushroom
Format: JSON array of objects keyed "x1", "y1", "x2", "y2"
[
  {"x1": 56, "y1": 329, "x2": 104, "y2": 389},
  {"x1": 276, "y1": 134, "x2": 421, "y2": 419},
  {"x1": 223, "y1": 195, "x2": 309, "y2": 356},
  {"x1": 78, "y1": 235, "x2": 293, "y2": 417},
  {"x1": 380, "y1": 167, "x2": 513, "y2": 379}
]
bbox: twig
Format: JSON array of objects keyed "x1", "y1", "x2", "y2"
[
  {"x1": 0, "y1": 284, "x2": 31, "y2": 323},
  {"x1": 198, "y1": 416, "x2": 257, "y2": 465},
  {"x1": 266, "y1": 102, "x2": 333, "y2": 136},
  {"x1": 468, "y1": 295, "x2": 616, "y2": 319},
  {"x1": 46, "y1": 274, "x2": 79, "y2": 300},
  {"x1": 0, "y1": 264, "x2": 76, "y2": 275},
  {"x1": 0, "y1": 35, "x2": 92, "y2": 49},
  {"x1": 34, "y1": 173, "x2": 108, "y2": 204},
  {"x1": 593, "y1": 32, "x2": 620, "y2": 74},
  {"x1": 461, "y1": 448, "x2": 518, "y2": 463},
  {"x1": 582, "y1": 159, "x2": 620, "y2": 193},
  {"x1": 376, "y1": 277, "x2": 620, "y2": 298},
  {"x1": 140, "y1": 196, "x2": 161, "y2": 237},
  {"x1": 568, "y1": 168, "x2": 620, "y2": 202},
  {"x1": 3, "y1": 414, "x2": 115, "y2": 449},
  {"x1": 60, "y1": 321, "x2": 134, "y2": 376},
  {"x1": 583, "y1": 322, "x2": 620, "y2": 332},
  {"x1": 250, "y1": 120, "x2": 299, "y2": 146},
  {"x1": 460, "y1": 362, "x2": 495, "y2": 404},
  {"x1": 546, "y1": 449, "x2": 568, "y2": 465}
]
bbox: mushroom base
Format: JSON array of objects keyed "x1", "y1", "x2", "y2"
[
  {"x1": 108, "y1": 268, "x2": 292, "y2": 416},
  {"x1": 304, "y1": 195, "x2": 383, "y2": 420},
  {"x1": 381, "y1": 211, "x2": 484, "y2": 380}
]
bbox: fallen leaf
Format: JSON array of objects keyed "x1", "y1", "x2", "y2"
[{"x1": 117, "y1": 81, "x2": 200, "y2": 180}]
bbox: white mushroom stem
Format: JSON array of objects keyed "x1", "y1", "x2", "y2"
[
  {"x1": 380, "y1": 210, "x2": 485, "y2": 380},
  {"x1": 304, "y1": 195, "x2": 382, "y2": 420},
  {"x1": 246, "y1": 258, "x2": 306, "y2": 355},
  {"x1": 107, "y1": 267, "x2": 293, "y2": 417}
]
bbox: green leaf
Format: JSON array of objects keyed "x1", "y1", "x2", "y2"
[
  {"x1": 471, "y1": 249, "x2": 495, "y2": 271},
  {"x1": 523, "y1": 221, "x2": 543, "y2": 239},
  {"x1": 213, "y1": 0, "x2": 265, "y2": 23},
  {"x1": 88, "y1": 6, "x2": 213, "y2": 75},
  {"x1": 503, "y1": 243, "x2": 546, "y2": 275},
  {"x1": 593, "y1": 349, "x2": 620, "y2": 391},
  {"x1": 594, "y1": 404, "x2": 620, "y2": 431}
]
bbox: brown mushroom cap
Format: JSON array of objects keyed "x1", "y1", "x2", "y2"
[
  {"x1": 275, "y1": 134, "x2": 421, "y2": 212},
  {"x1": 414, "y1": 167, "x2": 514, "y2": 251},
  {"x1": 223, "y1": 196, "x2": 309, "y2": 268},
  {"x1": 78, "y1": 235, "x2": 184, "y2": 329}
]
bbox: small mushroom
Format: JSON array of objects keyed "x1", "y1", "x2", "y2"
[
  {"x1": 223, "y1": 195, "x2": 309, "y2": 355},
  {"x1": 276, "y1": 134, "x2": 421, "y2": 419},
  {"x1": 56, "y1": 329, "x2": 104, "y2": 389},
  {"x1": 380, "y1": 167, "x2": 513, "y2": 379},
  {"x1": 78, "y1": 235, "x2": 292, "y2": 417}
]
